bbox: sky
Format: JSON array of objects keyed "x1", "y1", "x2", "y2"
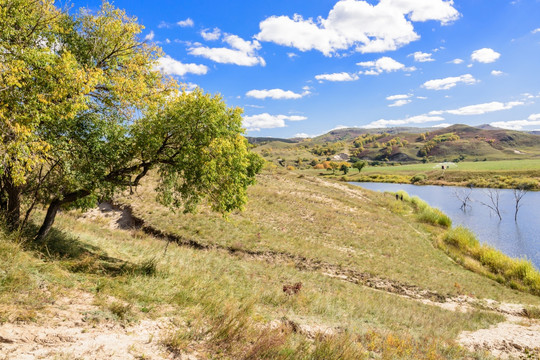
[{"x1": 71, "y1": 0, "x2": 540, "y2": 138}]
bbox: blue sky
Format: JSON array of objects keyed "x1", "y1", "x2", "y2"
[{"x1": 73, "y1": 0, "x2": 540, "y2": 138}]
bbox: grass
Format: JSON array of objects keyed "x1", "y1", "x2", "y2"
[{"x1": 2, "y1": 169, "x2": 540, "y2": 358}]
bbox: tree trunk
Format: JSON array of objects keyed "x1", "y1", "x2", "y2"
[
  {"x1": 36, "y1": 189, "x2": 90, "y2": 243},
  {"x1": 4, "y1": 177, "x2": 21, "y2": 231},
  {"x1": 36, "y1": 199, "x2": 61, "y2": 242}
]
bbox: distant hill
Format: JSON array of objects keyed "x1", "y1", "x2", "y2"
[{"x1": 251, "y1": 124, "x2": 540, "y2": 166}]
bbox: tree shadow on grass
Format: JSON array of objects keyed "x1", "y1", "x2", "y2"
[{"x1": 21, "y1": 224, "x2": 157, "y2": 277}]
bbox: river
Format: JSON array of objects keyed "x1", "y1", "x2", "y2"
[{"x1": 350, "y1": 182, "x2": 540, "y2": 269}]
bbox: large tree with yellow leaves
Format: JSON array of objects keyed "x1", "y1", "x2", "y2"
[{"x1": 0, "y1": 0, "x2": 263, "y2": 241}]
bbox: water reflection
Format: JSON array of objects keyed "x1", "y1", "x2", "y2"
[{"x1": 351, "y1": 182, "x2": 540, "y2": 269}]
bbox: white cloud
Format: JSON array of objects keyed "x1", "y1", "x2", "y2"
[
  {"x1": 256, "y1": 0, "x2": 459, "y2": 56},
  {"x1": 490, "y1": 114, "x2": 540, "y2": 130},
  {"x1": 386, "y1": 94, "x2": 411, "y2": 100},
  {"x1": 315, "y1": 72, "x2": 359, "y2": 82},
  {"x1": 177, "y1": 18, "x2": 194, "y2": 27},
  {"x1": 244, "y1": 104, "x2": 265, "y2": 109},
  {"x1": 449, "y1": 58, "x2": 463, "y2": 64},
  {"x1": 243, "y1": 113, "x2": 307, "y2": 131},
  {"x1": 422, "y1": 74, "x2": 478, "y2": 90},
  {"x1": 287, "y1": 52, "x2": 298, "y2": 58},
  {"x1": 246, "y1": 88, "x2": 310, "y2": 100},
  {"x1": 357, "y1": 57, "x2": 416, "y2": 74},
  {"x1": 446, "y1": 101, "x2": 524, "y2": 115},
  {"x1": 154, "y1": 55, "x2": 208, "y2": 77},
  {"x1": 144, "y1": 31, "x2": 155, "y2": 41},
  {"x1": 363, "y1": 114, "x2": 445, "y2": 128},
  {"x1": 431, "y1": 123, "x2": 452, "y2": 128},
  {"x1": 411, "y1": 51, "x2": 434, "y2": 62},
  {"x1": 389, "y1": 99, "x2": 412, "y2": 107},
  {"x1": 417, "y1": 96, "x2": 428, "y2": 99},
  {"x1": 491, "y1": 70, "x2": 504, "y2": 76},
  {"x1": 532, "y1": 28, "x2": 540, "y2": 34},
  {"x1": 294, "y1": 133, "x2": 311, "y2": 138},
  {"x1": 189, "y1": 34, "x2": 266, "y2": 66},
  {"x1": 471, "y1": 48, "x2": 501, "y2": 63},
  {"x1": 201, "y1": 28, "x2": 221, "y2": 41}
]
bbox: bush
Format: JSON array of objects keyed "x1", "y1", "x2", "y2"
[
  {"x1": 417, "y1": 208, "x2": 451, "y2": 228},
  {"x1": 444, "y1": 227, "x2": 479, "y2": 252},
  {"x1": 410, "y1": 174, "x2": 427, "y2": 183}
]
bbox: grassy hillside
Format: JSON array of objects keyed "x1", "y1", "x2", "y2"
[{"x1": 1, "y1": 169, "x2": 540, "y2": 358}]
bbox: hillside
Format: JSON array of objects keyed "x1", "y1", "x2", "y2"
[
  {"x1": 251, "y1": 124, "x2": 540, "y2": 169},
  {"x1": 1, "y1": 169, "x2": 539, "y2": 359}
]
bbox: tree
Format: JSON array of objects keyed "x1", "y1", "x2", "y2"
[
  {"x1": 0, "y1": 1, "x2": 264, "y2": 241},
  {"x1": 479, "y1": 189, "x2": 502, "y2": 221},
  {"x1": 513, "y1": 184, "x2": 531, "y2": 222},
  {"x1": 340, "y1": 164, "x2": 349, "y2": 175},
  {"x1": 329, "y1": 161, "x2": 339, "y2": 175},
  {"x1": 454, "y1": 186, "x2": 473, "y2": 211},
  {"x1": 352, "y1": 161, "x2": 366, "y2": 173}
]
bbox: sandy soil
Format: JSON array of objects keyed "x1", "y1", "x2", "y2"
[{"x1": 0, "y1": 292, "x2": 190, "y2": 360}]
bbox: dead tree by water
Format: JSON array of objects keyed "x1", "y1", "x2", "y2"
[
  {"x1": 513, "y1": 186, "x2": 529, "y2": 222},
  {"x1": 479, "y1": 189, "x2": 502, "y2": 221},
  {"x1": 454, "y1": 187, "x2": 473, "y2": 211}
]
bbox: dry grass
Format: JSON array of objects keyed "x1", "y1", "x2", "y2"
[{"x1": 1, "y1": 169, "x2": 539, "y2": 358}]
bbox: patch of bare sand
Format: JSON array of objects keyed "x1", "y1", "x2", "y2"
[
  {"x1": 80, "y1": 203, "x2": 136, "y2": 230},
  {"x1": 0, "y1": 291, "x2": 193, "y2": 360},
  {"x1": 458, "y1": 318, "x2": 540, "y2": 359}
]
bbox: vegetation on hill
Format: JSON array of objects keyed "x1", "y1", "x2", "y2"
[{"x1": 2, "y1": 169, "x2": 540, "y2": 358}]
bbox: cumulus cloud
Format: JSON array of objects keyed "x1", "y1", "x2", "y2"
[
  {"x1": 256, "y1": 0, "x2": 459, "y2": 56},
  {"x1": 201, "y1": 28, "x2": 221, "y2": 41},
  {"x1": 471, "y1": 48, "x2": 501, "y2": 63},
  {"x1": 490, "y1": 114, "x2": 540, "y2": 130},
  {"x1": 491, "y1": 70, "x2": 504, "y2": 76},
  {"x1": 362, "y1": 114, "x2": 445, "y2": 128},
  {"x1": 357, "y1": 57, "x2": 416, "y2": 74},
  {"x1": 532, "y1": 28, "x2": 540, "y2": 34},
  {"x1": 422, "y1": 74, "x2": 478, "y2": 90},
  {"x1": 315, "y1": 72, "x2": 359, "y2": 82},
  {"x1": 243, "y1": 113, "x2": 307, "y2": 131},
  {"x1": 410, "y1": 51, "x2": 434, "y2": 62},
  {"x1": 445, "y1": 101, "x2": 524, "y2": 115},
  {"x1": 431, "y1": 123, "x2": 452, "y2": 128},
  {"x1": 449, "y1": 58, "x2": 464, "y2": 64},
  {"x1": 144, "y1": 31, "x2": 155, "y2": 41},
  {"x1": 154, "y1": 56, "x2": 208, "y2": 77},
  {"x1": 386, "y1": 94, "x2": 411, "y2": 100},
  {"x1": 189, "y1": 34, "x2": 266, "y2": 66},
  {"x1": 294, "y1": 133, "x2": 311, "y2": 138},
  {"x1": 389, "y1": 99, "x2": 412, "y2": 107},
  {"x1": 246, "y1": 88, "x2": 310, "y2": 100},
  {"x1": 386, "y1": 93, "x2": 412, "y2": 107},
  {"x1": 177, "y1": 18, "x2": 194, "y2": 27},
  {"x1": 158, "y1": 19, "x2": 194, "y2": 29}
]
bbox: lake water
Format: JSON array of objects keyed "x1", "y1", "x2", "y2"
[{"x1": 350, "y1": 182, "x2": 540, "y2": 269}]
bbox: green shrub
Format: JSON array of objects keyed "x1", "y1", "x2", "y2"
[
  {"x1": 417, "y1": 208, "x2": 452, "y2": 228},
  {"x1": 410, "y1": 174, "x2": 427, "y2": 183},
  {"x1": 444, "y1": 227, "x2": 479, "y2": 252}
]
